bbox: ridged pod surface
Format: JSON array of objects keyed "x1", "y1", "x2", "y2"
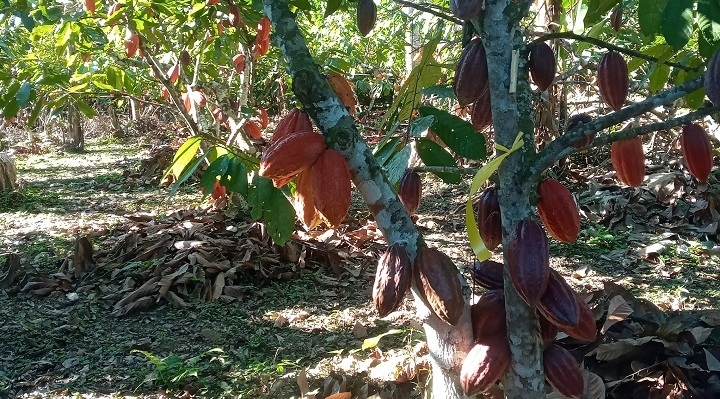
[
  {"x1": 272, "y1": 108, "x2": 313, "y2": 142},
  {"x1": 529, "y1": 42, "x2": 556, "y2": 92},
  {"x1": 413, "y1": 247, "x2": 464, "y2": 325},
  {"x1": 539, "y1": 314, "x2": 559, "y2": 345},
  {"x1": 460, "y1": 337, "x2": 511, "y2": 396},
  {"x1": 293, "y1": 171, "x2": 320, "y2": 229},
  {"x1": 610, "y1": 6, "x2": 622, "y2": 31},
  {"x1": 468, "y1": 260, "x2": 503, "y2": 290},
  {"x1": 311, "y1": 149, "x2": 352, "y2": 227},
  {"x1": 356, "y1": 0, "x2": 376, "y2": 37},
  {"x1": 567, "y1": 113, "x2": 594, "y2": 149},
  {"x1": 450, "y1": 0, "x2": 484, "y2": 21},
  {"x1": 704, "y1": 48, "x2": 720, "y2": 107},
  {"x1": 454, "y1": 38, "x2": 489, "y2": 107},
  {"x1": 507, "y1": 220, "x2": 550, "y2": 306},
  {"x1": 398, "y1": 169, "x2": 421, "y2": 216},
  {"x1": 536, "y1": 179, "x2": 580, "y2": 243},
  {"x1": 537, "y1": 269, "x2": 580, "y2": 329},
  {"x1": 681, "y1": 124, "x2": 713, "y2": 183},
  {"x1": 543, "y1": 344, "x2": 585, "y2": 399},
  {"x1": 259, "y1": 131, "x2": 326, "y2": 188},
  {"x1": 471, "y1": 290, "x2": 506, "y2": 343},
  {"x1": 611, "y1": 136, "x2": 644, "y2": 186},
  {"x1": 474, "y1": 187, "x2": 502, "y2": 251},
  {"x1": 373, "y1": 244, "x2": 412, "y2": 317},
  {"x1": 597, "y1": 52, "x2": 628, "y2": 110},
  {"x1": 470, "y1": 87, "x2": 492, "y2": 131},
  {"x1": 560, "y1": 294, "x2": 597, "y2": 342}
]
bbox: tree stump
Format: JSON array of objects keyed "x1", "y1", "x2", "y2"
[{"x1": 0, "y1": 153, "x2": 17, "y2": 191}]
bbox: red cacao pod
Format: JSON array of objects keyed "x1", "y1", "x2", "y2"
[
  {"x1": 228, "y1": 4, "x2": 241, "y2": 27},
  {"x1": 311, "y1": 149, "x2": 352, "y2": 227},
  {"x1": 460, "y1": 337, "x2": 511, "y2": 396},
  {"x1": 704, "y1": 48, "x2": 720, "y2": 107},
  {"x1": 413, "y1": 246, "x2": 464, "y2": 326},
  {"x1": 470, "y1": 86, "x2": 492, "y2": 131},
  {"x1": 356, "y1": 0, "x2": 377, "y2": 37},
  {"x1": 258, "y1": 16, "x2": 271, "y2": 42},
  {"x1": 529, "y1": 41, "x2": 556, "y2": 92},
  {"x1": 611, "y1": 136, "x2": 644, "y2": 187},
  {"x1": 293, "y1": 170, "x2": 321, "y2": 229},
  {"x1": 243, "y1": 120, "x2": 262, "y2": 140},
  {"x1": 560, "y1": 294, "x2": 597, "y2": 342},
  {"x1": 543, "y1": 344, "x2": 584, "y2": 399},
  {"x1": 507, "y1": 220, "x2": 550, "y2": 307},
  {"x1": 536, "y1": 179, "x2": 580, "y2": 243},
  {"x1": 471, "y1": 290, "x2": 506, "y2": 343},
  {"x1": 398, "y1": 169, "x2": 421, "y2": 216},
  {"x1": 537, "y1": 269, "x2": 580, "y2": 330},
  {"x1": 474, "y1": 187, "x2": 502, "y2": 251},
  {"x1": 124, "y1": 31, "x2": 139, "y2": 58},
  {"x1": 454, "y1": 38, "x2": 489, "y2": 107},
  {"x1": 233, "y1": 53, "x2": 245, "y2": 74},
  {"x1": 539, "y1": 314, "x2": 559, "y2": 345},
  {"x1": 681, "y1": 123, "x2": 713, "y2": 183},
  {"x1": 167, "y1": 64, "x2": 180, "y2": 84},
  {"x1": 566, "y1": 113, "x2": 595, "y2": 149},
  {"x1": 450, "y1": 0, "x2": 484, "y2": 21},
  {"x1": 468, "y1": 260, "x2": 503, "y2": 290},
  {"x1": 259, "y1": 131, "x2": 327, "y2": 188},
  {"x1": 373, "y1": 243, "x2": 412, "y2": 317},
  {"x1": 84, "y1": 0, "x2": 96, "y2": 14},
  {"x1": 597, "y1": 51, "x2": 628, "y2": 110},
  {"x1": 256, "y1": 106, "x2": 269, "y2": 129},
  {"x1": 273, "y1": 109, "x2": 313, "y2": 142},
  {"x1": 610, "y1": 5, "x2": 622, "y2": 31}
]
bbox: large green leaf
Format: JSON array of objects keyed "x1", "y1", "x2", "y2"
[
  {"x1": 648, "y1": 63, "x2": 670, "y2": 94},
  {"x1": 221, "y1": 157, "x2": 249, "y2": 196},
  {"x1": 698, "y1": 0, "x2": 720, "y2": 57},
  {"x1": 418, "y1": 106, "x2": 486, "y2": 160},
  {"x1": 384, "y1": 145, "x2": 411, "y2": 186},
  {"x1": 639, "y1": 0, "x2": 668, "y2": 37},
  {"x1": 415, "y1": 138, "x2": 460, "y2": 184},
  {"x1": 661, "y1": 0, "x2": 694, "y2": 50},
  {"x1": 325, "y1": 0, "x2": 343, "y2": 17},
  {"x1": 16, "y1": 81, "x2": 33, "y2": 107},
  {"x1": 165, "y1": 136, "x2": 202, "y2": 180},
  {"x1": 248, "y1": 176, "x2": 295, "y2": 245},
  {"x1": 584, "y1": 0, "x2": 620, "y2": 25}
]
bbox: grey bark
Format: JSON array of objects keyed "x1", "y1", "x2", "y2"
[{"x1": 66, "y1": 104, "x2": 84, "y2": 152}]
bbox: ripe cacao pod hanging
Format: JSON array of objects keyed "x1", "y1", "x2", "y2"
[
  {"x1": 566, "y1": 113, "x2": 594, "y2": 149},
  {"x1": 560, "y1": 295, "x2": 597, "y2": 342},
  {"x1": 273, "y1": 108, "x2": 313, "y2": 142},
  {"x1": 311, "y1": 149, "x2": 352, "y2": 227},
  {"x1": 543, "y1": 344, "x2": 585, "y2": 399},
  {"x1": 257, "y1": 106, "x2": 269, "y2": 129},
  {"x1": 471, "y1": 290, "x2": 506, "y2": 343},
  {"x1": 507, "y1": 220, "x2": 550, "y2": 307},
  {"x1": 293, "y1": 171, "x2": 321, "y2": 229},
  {"x1": 474, "y1": 187, "x2": 502, "y2": 251},
  {"x1": 454, "y1": 38, "x2": 489, "y2": 107},
  {"x1": 529, "y1": 41, "x2": 556, "y2": 92},
  {"x1": 373, "y1": 243, "x2": 412, "y2": 317},
  {"x1": 536, "y1": 179, "x2": 580, "y2": 243},
  {"x1": 124, "y1": 31, "x2": 139, "y2": 58},
  {"x1": 327, "y1": 71, "x2": 357, "y2": 115},
  {"x1": 704, "y1": 48, "x2": 720, "y2": 107},
  {"x1": 460, "y1": 337, "x2": 511, "y2": 396},
  {"x1": 228, "y1": 4, "x2": 241, "y2": 27},
  {"x1": 413, "y1": 246, "x2": 464, "y2": 326},
  {"x1": 537, "y1": 269, "x2": 580, "y2": 330},
  {"x1": 356, "y1": 0, "x2": 376, "y2": 37},
  {"x1": 232, "y1": 53, "x2": 245, "y2": 74},
  {"x1": 180, "y1": 50, "x2": 191, "y2": 66},
  {"x1": 468, "y1": 259, "x2": 503, "y2": 290},
  {"x1": 597, "y1": 51, "x2": 628, "y2": 110},
  {"x1": 398, "y1": 169, "x2": 421, "y2": 216},
  {"x1": 450, "y1": 0, "x2": 484, "y2": 21},
  {"x1": 611, "y1": 136, "x2": 644, "y2": 186},
  {"x1": 470, "y1": 87, "x2": 492, "y2": 131},
  {"x1": 610, "y1": 5, "x2": 622, "y2": 31},
  {"x1": 681, "y1": 123, "x2": 713, "y2": 183},
  {"x1": 243, "y1": 120, "x2": 262, "y2": 140},
  {"x1": 84, "y1": 0, "x2": 96, "y2": 14},
  {"x1": 259, "y1": 131, "x2": 327, "y2": 187}
]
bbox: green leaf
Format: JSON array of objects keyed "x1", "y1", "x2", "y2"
[
  {"x1": 57, "y1": 21, "x2": 74, "y2": 48},
  {"x1": 677, "y1": 58, "x2": 707, "y2": 108},
  {"x1": 418, "y1": 106, "x2": 486, "y2": 160},
  {"x1": 221, "y1": 157, "x2": 248, "y2": 196},
  {"x1": 373, "y1": 136, "x2": 402, "y2": 166},
  {"x1": 324, "y1": 0, "x2": 342, "y2": 17},
  {"x1": 410, "y1": 116, "x2": 435, "y2": 138},
  {"x1": 420, "y1": 84, "x2": 455, "y2": 99},
  {"x1": 415, "y1": 138, "x2": 460, "y2": 184},
  {"x1": 16, "y1": 81, "x2": 32, "y2": 107},
  {"x1": 290, "y1": 0, "x2": 313, "y2": 10},
  {"x1": 384, "y1": 145, "x2": 411, "y2": 186},
  {"x1": 661, "y1": 0, "x2": 694, "y2": 50},
  {"x1": 74, "y1": 100, "x2": 96, "y2": 118},
  {"x1": 2, "y1": 99, "x2": 19, "y2": 119},
  {"x1": 27, "y1": 98, "x2": 44, "y2": 127},
  {"x1": 639, "y1": 0, "x2": 668, "y2": 37},
  {"x1": 361, "y1": 329, "x2": 404, "y2": 350},
  {"x1": 164, "y1": 136, "x2": 203, "y2": 180},
  {"x1": 584, "y1": 0, "x2": 620, "y2": 25},
  {"x1": 248, "y1": 176, "x2": 295, "y2": 245},
  {"x1": 168, "y1": 151, "x2": 209, "y2": 198},
  {"x1": 698, "y1": 0, "x2": 720, "y2": 57},
  {"x1": 200, "y1": 155, "x2": 229, "y2": 196},
  {"x1": 648, "y1": 64, "x2": 670, "y2": 94}
]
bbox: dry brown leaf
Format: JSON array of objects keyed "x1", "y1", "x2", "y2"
[
  {"x1": 601, "y1": 295, "x2": 633, "y2": 334},
  {"x1": 582, "y1": 370, "x2": 606, "y2": 399},
  {"x1": 212, "y1": 272, "x2": 225, "y2": 300},
  {"x1": 592, "y1": 336, "x2": 656, "y2": 361},
  {"x1": 164, "y1": 290, "x2": 186, "y2": 308},
  {"x1": 112, "y1": 295, "x2": 154, "y2": 317},
  {"x1": 704, "y1": 349, "x2": 720, "y2": 372},
  {"x1": 114, "y1": 276, "x2": 161, "y2": 310},
  {"x1": 73, "y1": 236, "x2": 95, "y2": 278},
  {"x1": 0, "y1": 253, "x2": 21, "y2": 289}
]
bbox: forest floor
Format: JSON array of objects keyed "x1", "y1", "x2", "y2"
[{"x1": 1, "y1": 124, "x2": 719, "y2": 399}]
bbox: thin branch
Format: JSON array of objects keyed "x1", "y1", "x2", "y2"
[
  {"x1": 412, "y1": 165, "x2": 478, "y2": 175},
  {"x1": 531, "y1": 31, "x2": 701, "y2": 72},
  {"x1": 393, "y1": 0, "x2": 462, "y2": 25}
]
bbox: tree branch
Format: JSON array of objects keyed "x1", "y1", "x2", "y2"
[
  {"x1": 530, "y1": 76, "x2": 705, "y2": 182},
  {"x1": 393, "y1": 0, "x2": 462, "y2": 25},
  {"x1": 531, "y1": 31, "x2": 701, "y2": 72}
]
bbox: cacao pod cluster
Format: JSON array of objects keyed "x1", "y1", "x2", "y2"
[{"x1": 454, "y1": 38, "x2": 493, "y2": 131}]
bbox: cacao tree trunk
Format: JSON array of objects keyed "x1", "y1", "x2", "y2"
[
  {"x1": 108, "y1": 103, "x2": 124, "y2": 138},
  {"x1": 0, "y1": 153, "x2": 17, "y2": 191},
  {"x1": 66, "y1": 104, "x2": 84, "y2": 152}
]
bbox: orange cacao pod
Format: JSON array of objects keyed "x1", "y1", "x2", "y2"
[
  {"x1": 611, "y1": 136, "x2": 644, "y2": 187},
  {"x1": 474, "y1": 187, "x2": 502, "y2": 251},
  {"x1": 507, "y1": 220, "x2": 550, "y2": 307},
  {"x1": 244, "y1": 120, "x2": 262, "y2": 140},
  {"x1": 293, "y1": 170, "x2": 321, "y2": 229},
  {"x1": 272, "y1": 108, "x2": 313, "y2": 142},
  {"x1": 398, "y1": 169, "x2": 421, "y2": 216},
  {"x1": 468, "y1": 260, "x2": 503, "y2": 290},
  {"x1": 124, "y1": 31, "x2": 139, "y2": 58},
  {"x1": 537, "y1": 269, "x2": 580, "y2": 330},
  {"x1": 373, "y1": 243, "x2": 412, "y2": 317},
  {"x1": 681, "y1": 123, "x2": 713, "y2": 183},
  {"x1": 257, "y1": 106, "x2": 269, "y2": 129},
  {"x1": 560, "y1": 294, "x2": 597, "y2": 342},
  {"x1": 529, "y1": 41, "x2": 556, "y2": 92},
  {"x1": 566, "y1": 113, "x2": 594, "y2": 149},
  {"x1": 460, "y1": 337, "x2": 510, "y2": 396},
  {"x1": 470, "y1": 86, "x2": 492, "y2": 131},
  {"x1": 543, "y1": 344, "x2": 584, "y2": 399},
  {"x1": 167, "y1": 64, "x2": 180, "y2": 84},
  {"x1": 597, "y1": 51, "x2": 628, "y2": 110},
  {"x1": 356, "y1": 0, "x2": 377, "y2": 37},
  {"x1": 413, "y1": 246, "x2": 464, "y2": 326},
  {"x1": 454, "y1": 38, "x2": 488, "y2": 107},
  {"x1": 536, "y1": 179, "x2": 580, "y2": 243},
  {"x1": 259, "y1": 131, "x2": 327, "y2": 188},
  {"x1": 327, "y1": 71, "x2": 357, "y2": 115},
  {"x1": 471, "y1": 290, "x2": 506, "y2": 343},
  {"x1": 311, "y1": 149, "x2": 352, "y2": 227},
  {"x1": 84, "y1": 0, "x2": 96, "y2": 14},
  {"x1": 610, "y1": 5, "x2": 622, "y2": 31},
  {"x1": 232, "y1": 53, "x2": 245, "y2": 74},
  {"x1": 704, "y1": 48, "x2": 720, "y2": 107}
]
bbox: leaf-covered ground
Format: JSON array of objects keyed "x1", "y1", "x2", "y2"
[{"x1": 1, "y1": 127, "x2": 720, "y2": 398}]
